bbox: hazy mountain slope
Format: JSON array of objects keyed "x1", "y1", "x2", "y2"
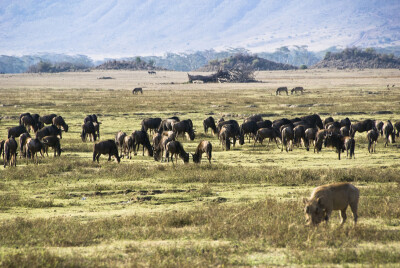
[{"x1": 1, "y1": 0, "x2": 399, "y2": 58}]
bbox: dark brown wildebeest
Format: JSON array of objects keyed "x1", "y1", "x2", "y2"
[
  {"x1": 4, "y1": 137, "x2": 17, "y2": 167},
  {"x1": 0, "y1": 140, "x2": 4, "y2": 160},
  {"x1": 301, "y1": 114, "x2": 324, "y2": 130},
  {"x1": 52, "y1": 116, "x2": 69, "y2": 132},
  {"x1": 257, "y1": 120, "x2": 272, "y2": 129},
  {"x1": 42, "y1": 136, "x2": 62, "y2": 157},
  {"x1": 217, "y1": 120, "x2": 242, "y2": 145},
  {"x1": 314, "y1": 129, "x2": 331, "y2": 153},
  {"x1": 240, "y1": 121, "x2": 259, "y2": 143},
  {"x1": 340, "y1": 117, "x2": 351, "y2": 129},
  {"x1": 383, "y1": 120, "x2": 395, "y2": 147},
  {"x1": 148, "y1": 71, "x2": 156, "y2": 75},
  {"x1": 122, "y1": 135, "x2": 134, "y2": 159},
  {"x1": 395, "y1": 121, "x2": 400, "y2": 137},
  {"x1": 243, "y1": 114, "x2": 263, "y2": 123},
  {"x1": 165, "y1": 140, "x2": 189, "y2": 164},
  {"x1": 276, "y1": 87, "x2": 288, "y2": 95},
  {"x1": 131, "y1": 130, "x2": 153, "y2": 157},
  {"x1": 93, "y1": 140, "x2": 120, "y2": 163},
  {"x1": 39, "y1": 114, "x2": 57, "y2": 125},
  {"x1": 81, "y1": 122, "x2": 96, "y2": 142},
  {"x1": 203, "y1": 116, "x2": 217, "y2": 135},
  {"x1": 8, "y1": 125, "x2": 28, "y2": 139},
  {"x1": 281, "y1": 126, "x2": 294, "y2": 152},
  {"x1": 375, "y1": 120, "x2": 384, "y2": 136},
  {"x1": 343, "y1": 136, "x2": 355, "y2": 159},
  {"x1": 293, "y1": 125, "x2": 306, "y2": 147},
  {"x1": 153, "y1": 134, "x2": 175, "y2": 162},
  {"x1": 304, "y1": 127, "x2": 318, "y2": 152},
  {"x1": 254, "y1": 127, "x2": 281, "y2": 148},
  {"x1": 19, "y1": 112, "x2": 32, "y2": 125},
  {"x1": 84, "y1": 114, "x2": 99, "y2": 124},
  {"x1": 218, "y1": 126, "x2": 231, "y2": 151},
  {"x1": 19, "y1": 132, "x2": 31, "y2": 158},
  {"x1": 291, "y1": 87, "x2": 304, "y2": 94},
  {"x1": 325, "y1": 121, "x2": 340, "y2": 130},
  {"x1": 192, "y1": 140, "x2": 212, "y2": 164},
  {"x1": 141, "y1": 118, "x2": 162, "y2": 134},
  {"x1": 290, "y1": 117, "x2": 302, "y2": 123},
  {"x1": 25, "y1": 137, "x2": 44, "y2": 164},
  {"x1": 115, "y1": 131, "x2": 127, "y2": 157},
  {"x1": 323, "y1": 117, "x2": 334, "y2": 128},
  {"x1": 367, "y1": 128, "x2": 379, "y2": 153},
  {"x1": 158, "y1": 117, "x2": 180, "y2": 133},
  {"x1": 218, "y1": 117, "x2": 225, "y2": 124},
  {"x1": 36, "y1": 125, "x2": 62, "y2": 140},
  {"x1": 172, "y1": 119, "x2": 195, "y2": 140},
  {"x1": 324, "y1": 133, "x2": 355, "y2": 160},
  {"x1": 272, "y1": 118, "x2": 292, "y2": 130},
  {"x1": 132, "y1": 87, "x2": 143, "y2": 94},
  {"x1": 350, "y1": 119, "x2": 375, "y2": 137},
  {"x1": 21, "y1": 115, "x2": 39, "y2": 133},
  {"x1": 93, "y1": 122, "x2": 100, "y2": 139},
  {"x1": 340, "y1": 126, "x2": 350, "y2": 137}
]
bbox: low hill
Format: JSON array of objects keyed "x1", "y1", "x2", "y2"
[
  {"x1": 94, "y1": 58, "x2": 165, "y2": 71},
  {"x1": 313, "y1": 48, "x2": 400, "y2": 69},
  {"x1": 198, "y1": 53, "x2": 297, "y2": 71}
]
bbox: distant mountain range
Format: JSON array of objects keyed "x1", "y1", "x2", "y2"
[{"x1": 1, "y1": 0, "x2": 399, "y2": 58}]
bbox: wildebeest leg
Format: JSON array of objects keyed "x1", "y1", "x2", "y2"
[
  {"x1": 96, "y1": 154, "x2": 100, "y2": 163},
  {"x1": 93, "y1": 151, "x2": 97, "y2": 162},
  {"x1": 350, "y1": 202, "x2": 358, "y2": 224},
  {"x1": 340, "y1": 207, "x2": 348, "y2": 225}
]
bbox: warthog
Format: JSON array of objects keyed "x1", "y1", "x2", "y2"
[
  {"x1": 4, "y1": 137, "x2": 18, "y2": 167},
  {"x1": 52, "y1": 116, "x2": 69, "y2": 132},
  {"x1": 165, "y1": 140, "x2": 189, "y2": 164},
  {"x1": 383, "y1": 120, "x2": 395, "y2": 147},
  {"x1": 115, "y1": 131, "x2": 127, "y2": 157},
  {"x1": 36, "y1": 125, "x2": 62, "y2": 140},
  {"x1": 291, "y1": 87, "x2": 304, "y2": 94},
  {"x1": 141, "y1": 117, "x2": 162, "y2": 134},
  {"x1": 42, "y1": 136, "x2": 63, "y2": 157},
  {"x1": 8, "y1": 125, "x2": 28, "y2": 139},
  {"x1": 25, "y1": 138, "x2": 44, "y2": 164},
  {"x1": 367, "y1": 128, "x2": 379, "y2": 153},
  {"x1": 203, "y1": 116, "x2": 217, "y2": 135},
  {"x1": 132, "y1": 87, "x2": 143, "y2": 94},
  {"x1": 276, "y1": 87, "x2": 288, "y2": 95},
  {"x1": 93, "y1": 140, "x2": 120, "y2": 163},
  {"x1": 304, "y1": 183, "x2": 359, "y2": 225},
  {"x1": 192, "y1": 140, "x2": 212, "y2": 164},
  {"x1": 254, "y1": 127, "x2": 281, "y2": 148}
]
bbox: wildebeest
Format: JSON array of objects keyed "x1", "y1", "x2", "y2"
[
  {"x1": 153, "y1": 133, "x2": 174, "y2": 162},
  {"x1": 132, "y1": 87, "x2": 143, "y2": 94},
  {"x1": 158, "y1": 117, "x2": 180, "y2": 133},
  {"x1": 304, "y1": 127, "x2": 318, "y2": 152},
  {"x1": 21, "y1": 115, "x2": 39, "y2": 133},
  {"x1": 314, "y1": 129, "x2": 331, "y2": 153},
  {"x1": 367, "y1": 128, "x2": 379, "y2": 153},
  {"x1": 394, "y1": 121, "x2": 400, "y2": 137},
  {"x1": 291, "y1": 87, "x2": 304, "y2": 94},
  {"x1": 36, "y1": 125, "x2": 62, "y2": 140},
  {"x1": 8, "y1": 125, "x2": 28, "y2": 139},
  {"x1": 343, "y1": 136, "x2": 355, "y2": 159},
  {"x1": 19, "y1": 112, "x2": 32, "y2": 125},
  {"x1": 52, "y1": 116, "x2": 69, "y2": 132},
  {"x1": 324, "y1": 133, "x2": 354, "y2": 160},
  {"x1": 340, "y1": 117, "x2": 351, "y2": 129},
  {"x1": 323, "y1": 117, "x2": 334, "y2": 128},
  {"x1": 19, "y1": 132, "x2": 31, "y2": 158},
  {"x1": 192, "y1": 140, "x2": 212, "y2": 164},
  {"x1": 300, "y1": 114, "x2": 324, "y2": 130},
  {"x1": 93, "y1": 140, "x2": 120, "y2": 163},
  {"x1": 42, "y1": 136, "x2": 62, "y2": 157},
  {"x1": 25, "y1": 138, "x2": 44, "y2": 164},
  {"x1": 281, "y1": 126, "x2": 294, "y2": 152},
  {"x1": 276, "y1": 87, "x2": 288, "y2": 95},
  {"x1": 115, "y1": 131, "x2": 127, "y2": 157},
  {"x1": 303, "y1": 183, "x2": 359, "y2": 225},
  {"x1": 0, "y1": 140, "x2": 4, "y2": 160},
  {"x1": 340, "y1": 126, "x2": 350, "y2": 137},
  {"x1": 217, "y1": 117, "x2": 225, "y2": 124},
  {"x1": 254, "y1": 127, "x2": 281, "y2": 148},
  {"x1": 39, "y1": 114, "x2": 57, "y2": 125},
  {"x1": 172, "y1": 119, "x2": 195, "y2": 140},
  {"x1": 165, "y1": 140, "x2": 189, "y2": 164},
  {"x1": 84, "y1": 114, "x2": 99, "y2": 124},
  {"x1": 240, "y1": 121, "x2": 259, "y2": 143},
  {"x1": 257, "y1": 120, "x2": 272, "y2": 129},
  {"x1": 148, "y1": 71, "x2": 156, "y2": 75},
  {"x1": 383, "y1": 120, "x2": 395, "y2": 147},
  {"x1": 131, "y1": 130, "x2": 153, "y2": 157},
  {"x1": 93, "y1": 122, "x2": 100, "y2": 139},
  {"x1": 122, "y1": 135, "x2": 134, "y2": 159},
  {"x1": 217, "y1": 120, "x2": 242, "y2": 145},
  {"x1": 81, "y1": 122, "x2": 96, "y2": 142},
  {"x1": 375, "y1": 120, "x2": 384, "y2": 136},
  {"x1": 218, "y1": 126, "x2": 231, "y2": 151},
  {"x1": 3, "y1": 137, "x2": 18, "y2": 167},
  {"x1": 203, "y1": 116, "x2": 217, "y2": 135},
  {"x1": 141, "y1": 118, "x2": 162, "y2": 134},
  {"x1": 272, "y1": 118, "x2": 291, "y2": 130},
  {"x1": 243, "y1": 114, "x2": 263, "y2": 123},
  {"x1": 293, "y1": 125, "x2": 306, "y2": 147},
  {"x1": 350, "y1": 119, "x2": 375, "y2": 137}
]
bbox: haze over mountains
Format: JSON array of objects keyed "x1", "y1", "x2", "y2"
[{"x1": 1, "y1": 0, "x2": 399, "y2": 59}]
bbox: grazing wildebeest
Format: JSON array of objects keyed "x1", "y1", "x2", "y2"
[
  {"x1": 122, "y1": 135, "x2": 134, "y2": 159},
  {"x1": 350, "y1": 119, "x2": 375, "y2": 137},
  {"x1": 36, "y1": 125, "x2": 62, "y2": 140},
  {"x1": 172, "y1": 119, "x2": 195, "y2": 140},
  {"x1": 148, "y1": 71, "x2": 156, "y2": 75},
  {"x1": 93, "y1": 140, "x2": 120, "y2": 163},
  {"x1": 323, "y1": 117, "x2": 334, "y2": 128},
  {"x1": 340, "y1": 126, "x2": 350, "y2": 137},
  {"x1": 254, "y1": 127, "x2": 281, "y2": 148},
  {"x1": 132, "y1": 87, "x2": 143, "y2": 94},
  {"x1": 324, "y1": 133, "x2": 354, "y2": 160},
  {"x1": 25, "y1": 138, "x2": 44, "y2": 164},
  {"x1": 21, "y1": 115, "x2": 39, "y2": 133},
  {"x1": 219, "y1": 126, "x2": 231, "y2": 151},
  {"x1": 367, "y1": 128, "x2": 379, "y2": 153},
  {"x1": 375, "y1": 121, "x2": 384, "y2": 136},
  {"x1": 281, "y1": 126, "x2": 294, "y2": 152},
  {"x1": 383, "y1": 120, "x2": 395, "y2": 147},
  {"x1": 240, "y1": 121, "x2": 259, "y2": 143},
  {"x1": 301, "y1": 114, "x2": 324, "y2": 130},
  {"x1": 291, "y1": 87, "x2": 304, "y2": 94},
  {"x1": 154, "y1": 134, "x2": 175, "y2": 162},
  {"x1": 304, "y1": 127, "x2": 318, "y2": 152},
  {"x1": 257, "y1": 120, "x2": 272, "y2": 129},
  {"x1": 84, "y1": 114, "x2": 99, "y2": 124},
  {"x1": 19, "y1": 132, "x2": 31, "y2": 158},
  {"x1": 4, "y1": 137, "x2": 18, "y2": 167},
  {"x1": 203, "y1": 116, "x2": 217, "y2": 135},
  {"x1": 39, "y1": 114, "x2": 57, "y2": 125},
  {"x1": 314, "y1": 129, "x2": 331, "y2": 153},
  {"x1": 52, "y1": 116, "x2": 69, "y2": 132},
  {"x1": 217, "y1": 117, "x2": 225, "y2": 124},
  {"x1": 192, "y1": 140, "x2": 212, "y2": 164},
  {"x1": 158, "y1": 118, "x2": 180, "y2": 133},
  {"x1": 217, "y1": 120, "x2": 242, "y2": 145},
  {"x1": 243, "y1": 114, "x2": 263, "y2": 123},
  {"x1": 8, "y1": 125, "x2": 28, "y2": 139},
  {"x1": 115, "y1": 131, "x2": 127, "y2": 157},
  {"x1": 276, "y1": 87, "x2": 288, "y2": 95},
  {"x1": 42, "y1": 136, "x2": 62, "y2": 157},
  {"x1": 340, "y1": 117, "x2": 351, "y2": 129},
  {"x1": 272, "y1": 118, "x2": 292, "y2": 130},
  {"x1": 141, "y1": 118, "x2": 162, "y2": 134},
  {"x1": 303, "y1": 183, "x2": 359, "y2": 225},
  {"x1": 81, "y1": 122, "x2": 97, "y2": 142},
  {"x1": 293, "y1": 125, "x2": 306, "y2": 147},
  {"x1": 131, "y1": 130, "x2": 153, "y2": 157},
  {"x1": 165, "y1": 140, "x2": 189, "y2": 164}
]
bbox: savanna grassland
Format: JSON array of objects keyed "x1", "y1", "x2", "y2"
[{"x1": 0, "y1": 69, "x2": 400, "y2": 267}]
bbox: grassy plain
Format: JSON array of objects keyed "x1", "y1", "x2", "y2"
[{"x1": 0, "y1": 69, "x2": 400, "y2": 267}]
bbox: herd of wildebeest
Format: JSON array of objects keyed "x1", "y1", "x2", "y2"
[{"x1": 1, "y1": 107, "x2": 399, "y2": 225}]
